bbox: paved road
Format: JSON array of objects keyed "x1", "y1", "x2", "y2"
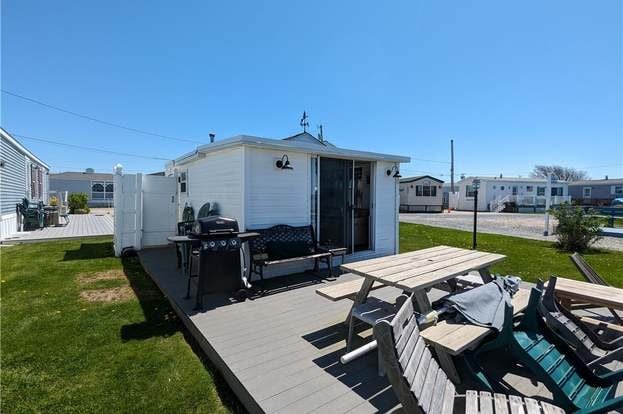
[{"x1": 400, "y1": 211, "x2": 623, "y2": 252}]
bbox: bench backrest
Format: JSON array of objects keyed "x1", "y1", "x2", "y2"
[
  {"x1": 538, "y1": 277, "x2": 601, "y2": 363},
  {"x1": 374, "y1": 298, "x2": 455, "y2": 414},
  {"x1": 247, "y1": 224, "x2": 317, "y2": 257}
]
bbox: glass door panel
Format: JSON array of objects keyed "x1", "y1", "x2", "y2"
[{"x1": 319, "y1": 158, "x2": 353, "y2": 251}]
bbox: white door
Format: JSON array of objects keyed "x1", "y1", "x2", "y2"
[{"x1": 141, "y1": 175, "x2": 177, "y2": 247}]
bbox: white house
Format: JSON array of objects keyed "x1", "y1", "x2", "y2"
[
  {"x1": 0, "y1": 128, "x2": 50, "y2": 240},
  {"x1": 454, "y1": 176, "x2": 570, "y2": 212},
  {"x1": 164, "y1": 132, "x2": 409, "y2": 263},
  {"x1": 399, "y1": 175, "x2": 444, "y2": 212}
]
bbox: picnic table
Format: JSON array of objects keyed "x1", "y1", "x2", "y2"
[
  {"x1": 550, "y1": 277, "x2": 623, "y2": 311},
  {"x1": 339, "y1": 245, "x2": 506, "y2": 381},
  {"x1": 340, "y1": 245, "x2": 506, "y2": 316}
]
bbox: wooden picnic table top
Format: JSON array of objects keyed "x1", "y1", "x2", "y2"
[
  {"x1": 340, "y1": 245, "x2": 506, "y2": 292},
  {"x1": 552, "y1": 277, "x2": 623, "y2": 311},
  {"x1": 420, "y1": 287, "x2": 531, "y2": 355}
]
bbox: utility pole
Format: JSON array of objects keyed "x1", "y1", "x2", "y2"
[{"x1": 450, "y1": 139, "x2": 455, "y2": 193}]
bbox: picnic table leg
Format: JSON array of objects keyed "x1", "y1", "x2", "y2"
[
  {"x1": 344, "y1": 277, "x2": 374, "y2": 326},
  {"x1": 432, "y1": 344, "x2": 461, "y2": 384},
  {"x1": 412, "y1": 290, "x2": 432, "y2": 314},
  {"x1": 478, "y1": 267, "x2": 493, "y2": 283}
]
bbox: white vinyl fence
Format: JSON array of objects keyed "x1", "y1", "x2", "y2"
[{"x1": 113, "y1": 170, "x2": 177, "y2": 256}]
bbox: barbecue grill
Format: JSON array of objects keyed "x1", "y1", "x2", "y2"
[{"x1": 191, "y1": 216, "x2": 255, "y2": 309}]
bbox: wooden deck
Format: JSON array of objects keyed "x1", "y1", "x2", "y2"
[
  {"x1": 3, "y1": 213, "x2": 113, "y2": 242},
  {"x1": 138, "y1": 246, "x2": 623, "y2": 413}
]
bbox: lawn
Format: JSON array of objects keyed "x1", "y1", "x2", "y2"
[
  {"x1": 1, "y1": 237, "x2": 242, "y2": 413},
  {"x1": 400, "y1": 222, "x2": 623, "y2": 287}
]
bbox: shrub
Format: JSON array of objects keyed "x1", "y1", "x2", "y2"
[
  {"x1": 68, "y1": 193, "x2": 90, "y2": 214},
  {"x1": 549, "y1": 203, "x2": 601, "y2": 252}
]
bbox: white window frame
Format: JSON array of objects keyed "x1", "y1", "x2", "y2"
[{"x1": 583, "y1": 187, "x2": 592, "y2": 198}]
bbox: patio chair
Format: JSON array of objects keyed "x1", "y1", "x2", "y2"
[
  {"x1": 570, "y1": 253, "x2": 622, "y2": 324},
  {"x1": 466, "y1": 285, "x2": 623, "y2": 412},
  {"x1": 537, "y1": 277, "x2": 623, "y2": 372},
  {"x1": 373, "y1": 297, "x2": 565, "y2": 414}
]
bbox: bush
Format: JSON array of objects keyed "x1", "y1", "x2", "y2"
[
  {"x1": 68, "y1": 193, "x2": 90, "y2": 214},
  {"x1": 549, "y1": 203, "x2": 601, "y2": 252}
]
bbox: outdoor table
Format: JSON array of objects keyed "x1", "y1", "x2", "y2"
[
  {"x1": 340, "y1": 245, "x2": 506, "y2": 316},
  {"x1": 339, "y1": 245, "x2": 506, "y2": 380},
  {"x1": 550, "y1": 277, "x2": 623, "y2": 311}
]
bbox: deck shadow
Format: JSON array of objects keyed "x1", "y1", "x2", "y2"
[
  {"x1": 63, "y1": 242, "x2": 114, "y2": 261},
  {"x1": 302, "y1": 321, "x2": 371, "y2": 350}
]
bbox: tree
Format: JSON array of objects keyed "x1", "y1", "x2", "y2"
[
  {"x1": 531, "y1": 165, "x2": 589, "y2": 182},
  {"x1": 549, "y1": 203, "x2": 601, "y2": 252}
]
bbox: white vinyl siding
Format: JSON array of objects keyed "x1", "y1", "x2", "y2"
[{"x1": 177, "y1": 147, "x2": 244, "y2": 225}]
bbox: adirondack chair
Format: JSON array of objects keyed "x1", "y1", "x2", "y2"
[
  {"x1": 466, "y1": 285, "x2": 623, "y2": 413},
  {"x1": 373, "y1": 297, "x2": 565, "y2": 413},
  {"x1": 537, "y1": 277, "x2": 623, "y2": 375},
  {"x1": 570, "y1": 253, "x2": 622, "y2": 324}
]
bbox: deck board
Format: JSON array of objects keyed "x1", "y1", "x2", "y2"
[{"x1": 3, "y1": 213, "x2": 113, "y2": 242}]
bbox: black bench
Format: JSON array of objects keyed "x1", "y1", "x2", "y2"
[{"x1": 247, "y1": 224, "x2": 333, "y2": 283}]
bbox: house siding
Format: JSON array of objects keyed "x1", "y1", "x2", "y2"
[
  {"x1": 245, "y1": 148, "x2": 310, "y2": 229},
  {"x1": 374, "y1": 161, "x2": 399, "y2": 255},
  {"x1": 569, "y1": 181, "x2": 623, "y2": 205},
  {"x1": 176, "y1": 147, "x2": 244, "y2": 225},
  {"x1": 49, "y1": 178, "x2": 114, "y2": 207},
  {"x1": 1, "y1": 133, "x2": 49, "y2": 239},
  {"x1": 399, "y1": 177, "x2": 444, "y2": 212}
]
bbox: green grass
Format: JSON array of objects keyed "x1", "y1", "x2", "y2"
[
  {"x1": 1, "y1": 237, "x2": 241, "y2": 413},
  {"x1": 399, "y1": 222, "x2": 623, "y2": 287}
]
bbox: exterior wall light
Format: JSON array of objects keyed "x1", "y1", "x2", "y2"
[
  {"x1": 386, "y1": 165, "x2": 401, "y2": 178},
  {"x1": 275, "y1": 154, "x2": 293, "y2": 170}
]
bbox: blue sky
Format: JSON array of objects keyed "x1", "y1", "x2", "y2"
[{"x1": 2, "y1": 0, "x2": 622, "y2": 179}]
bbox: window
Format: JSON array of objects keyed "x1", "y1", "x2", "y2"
[
  {"x1": 500, "y1": 186, "x2": 505, "y2": 191},
  {"x1": 551, "y1": 187, "x2": 563, "y2": 196},
  {"x1": 179, "y1": 171, "x2": 187, "y2": 193},
  {"x1": 415, "y1": 183, "x2": 437, "y2": 197},
  {"x1": 583, "y1": 187, "x2": 592, "y2": 198},
  {"x1": 614, "y1": 185, "x2": 623, "y2": 195},
  {"x1": 512, "y1": 186, "x2": 518, "y2": 196},
  {"x1": 537, "y1": 187, "x2": 545, "y2": 196},
  {"x1": 466, "y1": 185, "x2": 476, "y2": 197},
  {"x1": 430, "y1": 186, "x2": 437, "y2": 197},
  {"x1": 526, "y1": 186, "x2": 533, "y2": 192},
  {"x1": 92, "y1": 181, "x2": 114, "y2": 200},
  {"x1": 415, "y1": 185, "x2": 423, "y2": 196},
  {"x1": 423, "y1": 185, "x2": 431, "y2": 197}
]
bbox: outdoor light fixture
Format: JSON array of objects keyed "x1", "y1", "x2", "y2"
[
  {"x1": 275, "y1": 154, "x2": 293, "y2": 170},
  {"x1": 386, "y1": 165, "x2": 401, "y2": 178}
]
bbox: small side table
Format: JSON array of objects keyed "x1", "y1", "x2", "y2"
[{"x1": 322, "y1": 247, "x2": 348, "y2": 275}]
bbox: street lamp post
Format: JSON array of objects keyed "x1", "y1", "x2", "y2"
[{"x1": 472, "y1": 179, "x2": 480, "y2": 249}]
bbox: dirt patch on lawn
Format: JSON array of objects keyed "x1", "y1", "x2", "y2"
[
  {"x1": 77, "y1": 269, "x2": 125, "y2": 285},
  {"x1": 80, "y1": 286, "x2": 134, "y2": 303}
]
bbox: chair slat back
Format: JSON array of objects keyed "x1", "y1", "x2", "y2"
[{"x1": 374, "y1": 298, "x2": 454, "y2": 414}]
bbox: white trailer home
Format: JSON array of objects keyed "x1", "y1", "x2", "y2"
[
  {"x1": 455, "y1": 176, "x2": 570, "y2": 212},
  {"x1": 114, "y1": 132, "x2": 409, "y2": 276},
  {"x1": 399, "y1": 175, "x2": 444, "y2": 212}
]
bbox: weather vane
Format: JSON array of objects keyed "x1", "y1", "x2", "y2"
[{"x1": 299, "y1": 111, "x2": 309, "y2": 132}]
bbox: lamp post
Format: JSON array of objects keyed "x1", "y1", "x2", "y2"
[{"x1": 472, "y1": 178, "x2": 480, "y2": 249}]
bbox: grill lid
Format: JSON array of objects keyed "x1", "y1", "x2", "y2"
[{"x1": 192, "y1": 216, "x2": 239, "y2": 237}]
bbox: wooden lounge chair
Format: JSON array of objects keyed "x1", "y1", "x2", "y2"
[
  {"x1": 538, "y1": 277, "x2": 623, "y2": 373},
  {"x1": 570, "y1": 253, "x2": 622, "y2": 324},
  {"x1": 373, "y1": 297, "x2": 564, "y2": 413},
  {"x1": 467, "y1": 286, "x2": 623, "y2": 412}
]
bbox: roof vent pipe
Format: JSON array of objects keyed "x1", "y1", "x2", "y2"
[{"x1": 209, "y1": 133, "x2": 215, "y2": 143}]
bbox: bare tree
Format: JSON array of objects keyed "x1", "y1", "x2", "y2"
[{"x1": 531, "y1": 165, "x2": 589, "y2": 181}]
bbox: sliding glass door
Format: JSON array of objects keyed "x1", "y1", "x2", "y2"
[{"x1": 318, "y1": 157, "x2": 372, "y2": 253}]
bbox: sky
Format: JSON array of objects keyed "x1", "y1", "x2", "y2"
[{"x1": 1, "y1": 0, "x2": 622, "y2": 179}]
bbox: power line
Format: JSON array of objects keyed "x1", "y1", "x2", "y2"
[
  {"x1": 2, "y1": 89, "x2": 204, "y2": 144},
  {"x1": 14, "y1": 133, "x2": 171, "y2": 161},
  {"x1": 409, "y1": 157, "x2": 451, "y2": 164}
]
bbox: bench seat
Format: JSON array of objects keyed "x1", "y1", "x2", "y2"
[
  {"x1": 316, "y1": 277, "x2": 384, "y2": 301},
  {"x1": 257, "y1": 252, "x2": 331, "y2": 266}
]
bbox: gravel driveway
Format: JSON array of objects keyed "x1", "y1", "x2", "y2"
[{"x1": 400, "y1": 211, "x2": 623, "y2": 252}]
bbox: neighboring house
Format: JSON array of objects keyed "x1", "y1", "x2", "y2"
[
  {"x1": 455, "y1": 176, "x2": 570, "y2": 212},
  {"x1": 568, "y1": 178, "x2": 623, "y2": 206},
  {"x1": 49, "y1": 170, "x2": 114, "y2": 208},
  {"x1": 164, "y1": 131, "x2": 409, "y2": 274},
  {"x1": 0, "y1": 128, "x2": 50, "y2": 239},
  {"x1": 399, "y1": 175, "x2": 444, "y2": 212}
]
